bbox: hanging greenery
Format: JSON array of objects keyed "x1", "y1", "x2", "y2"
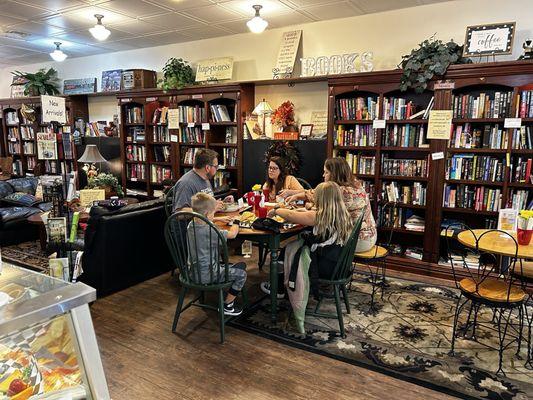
[
  {"x1": 399, "y1": 37, "x2": 471, "y2": 93},
  {"x1": 263, "y1": 141, "x2": 302, "y2": 174},
  {"x1": 11, "y1": 68, "x2": 60, "y2": 96},
  {"x1": 158, "y1": 57, "x2": 195, "y2": 91}
]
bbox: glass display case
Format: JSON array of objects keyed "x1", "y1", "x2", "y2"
[{"x1": 0, "y1": 263, "x2": 109, "y2": 399}]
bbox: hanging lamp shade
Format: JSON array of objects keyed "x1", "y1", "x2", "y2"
[{"x1": 78, "y1": 145, "x2": 107, "y2": 163}]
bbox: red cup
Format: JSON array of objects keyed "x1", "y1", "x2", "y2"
[
  {"x1": 517, "y1": 228, "x2": 533, "y2": 246},
  {"x1": 258, "y1": 206, "x2": 267, "y2": 218},
  {"x1": 245, "y1": 192, "x2": 254, "y2": 206},
  {"x1": 263, "y1": 188, "x2": 270, "y2": 201}
]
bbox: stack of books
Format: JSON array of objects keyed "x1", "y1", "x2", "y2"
[{"x1": 404, "y1": 215, "x2": 425, "y2": 232}]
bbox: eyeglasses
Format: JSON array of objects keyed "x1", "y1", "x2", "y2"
[
  {"x1": 209, "y1": 164, "x2": 219, "y2": 170},
  {"x1": 268, "y1": 166, "x2": 279, "y2": 171}
]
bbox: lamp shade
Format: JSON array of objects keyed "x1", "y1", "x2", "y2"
[
  {"x1": 78, "y1": 145, "x2": 107, "y2": 163},
  {"x1": 253, "y1": 99, "x2": 273, "y2": 115}
]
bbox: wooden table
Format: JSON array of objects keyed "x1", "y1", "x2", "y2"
[
  {"x1": 457, "y1": 229, "x2": 533, "y2": 260},
  {"x1": 216, "y1": 212, "x2": 304, "y2": 322}
]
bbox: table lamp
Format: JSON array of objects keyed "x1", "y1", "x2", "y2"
[
  {"x1": 78, "y1": 144, "x2": 107, "y2": 181},
  {"x1": 253, "y1": 99, "x2": 273, "y2": 138}
]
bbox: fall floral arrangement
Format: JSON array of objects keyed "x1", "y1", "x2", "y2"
[{"x1": 271, "y1": 100, "x2": 295, "y2": 129}]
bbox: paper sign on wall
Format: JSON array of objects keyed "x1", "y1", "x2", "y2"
[
  {"x1": 41, "y1": 95, "x2": 66, "y2": 124},
  {"x1": 427, "y1": 110, "x2": 453, "y2": 139},
  {"x1": 310, "y1": 111, "x2": 328, "y2": 135},
  {"x1": 167, "y1": 109, "x2": 179, "y2": 129},
  {"x1": 274, "y1": 30, "x2": 302, "y2": 77}
]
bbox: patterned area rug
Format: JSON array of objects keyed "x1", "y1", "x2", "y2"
[
  {"x1": 1, "y1": 241, "x2": 49, "y2": 273},
  {"x1": 229, "y1": 275, "x2": 533, "y2": 400}
]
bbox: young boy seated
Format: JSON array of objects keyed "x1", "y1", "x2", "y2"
[{"x1": 188, "y1": 192, "x2": 247, "y2": 316}]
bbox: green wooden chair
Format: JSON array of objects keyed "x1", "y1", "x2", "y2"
[
  {"x1": 306, "y1": 211, "x2": 364, "y2": 338},
  {"x1": 164, "y1": 210, "x2": 247, "y2": 343}
]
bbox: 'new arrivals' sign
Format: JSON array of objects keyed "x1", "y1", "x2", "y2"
[{"x1": 41, "y1": 95, "x2": 66, "y2": 124}]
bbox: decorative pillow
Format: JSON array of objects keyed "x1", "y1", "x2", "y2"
[
  {"x1": 8, "y1": 177, "x2": 37, "y2": 195},
  {"x1": 0, "y1": 181, "x2": 14, "y2": 199},
  {"x1": 2, "y1": 192, "x2": 40, "y2": 207}
]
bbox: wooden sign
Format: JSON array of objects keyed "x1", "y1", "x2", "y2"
[
  {"x1": 427, "y1": 110, "x2": 453, "y2": 139},
  {"x1": 167, "y1": 109, "x2": 179, "y2": 129},
  {"x1": 310, "y1": 111, "x2": 328, "y2": 136},
  {"x1": 63, "y1": 78, "x2": 96, "y2": 95},
  {"x1": 41, "y1": 95, "x2": 66, "y2": 124},
  {"x1": 195, "y1": 57, "x2": 233, "y2": 82},
  {"x1": 274, "y1": 30, "x2": 302, "y2": 78},
  {"x1": 464, "y1": 22, "x2": 515, "y2": 57},
  {"x1": 36, "y1": 132, "x2": 57, "y2": 160}
]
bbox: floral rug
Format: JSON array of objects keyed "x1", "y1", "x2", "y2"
[
  {"x1": 229, "y1": 275, "x2": 533, "y2": 400},
  {"x1": 1, "y1": 241, "x2": 49, "y2": 273}
]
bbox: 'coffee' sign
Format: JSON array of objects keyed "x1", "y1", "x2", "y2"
[
  {"x1": 300, "y1": 52, "x2": 374, "y2": 77},
  {"x1": 41, "y1": 95, "x2": 66, "y2": 124}
]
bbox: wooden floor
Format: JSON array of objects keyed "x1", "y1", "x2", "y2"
[{"x1": 90, "y1": 261, "x2": 455, "y2": 400}]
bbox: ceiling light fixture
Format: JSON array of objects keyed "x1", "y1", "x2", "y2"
[
  {"x1": 247, "y1": 5, "x2": 268, "y2": 34},
  {"x1": 49, "y1": 42, "x2": 67, "y2": 62},
  {"x1": 89, "y1": 14, "x2": 110, "y2": 41}
]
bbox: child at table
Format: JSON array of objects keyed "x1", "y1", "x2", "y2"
[{"x1": 188, "y1": 192, "x2": 247, "y2": 316}]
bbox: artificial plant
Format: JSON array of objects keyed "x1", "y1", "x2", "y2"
[
  {"x1": 11, "y1": 68, "x2": 60, "y2": 95},
  {"x1": 87, "y1": 173, "x2": 124, "y2": 197},
  {"x1": 263, "y1": 141, "x2": 302, "y2": 174},
  {"x1": 399, "y1": 37, "x2": 471, "y2": 93},
  {"x1": 158, "y1": 57, "x2": 195, "y2": 91},
  {"x1": 271, "y1": 100, "x2": 296, "y2": 130}
]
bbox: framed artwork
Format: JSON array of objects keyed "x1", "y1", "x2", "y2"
[
  {"x1": 101, "y1": 69, "x2": 122, "y2": 92},
  {"x1": 463, "y1": 22, "x2": 516, "y2": 57},
  {"x1": 299, "y1": 124, "x2": 313, "y2": 138},
  {"x1": 63, "y1": 78, "x2": 97, "y2": 95}
]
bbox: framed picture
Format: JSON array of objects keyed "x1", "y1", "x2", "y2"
[
  {"x1": 63, "y1": 78, "x2": 97, "y2": 95},
  {"x1": 101, "y1": 69, "x2": 122, "y2": 92},
  {"x1": 463, "y1": 22, "x2": 515, "y2": 57},
  {"x1": 299, "y1": 124, "x2": 313, "y2": 138}
]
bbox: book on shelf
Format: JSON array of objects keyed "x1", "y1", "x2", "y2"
[
  {"x1": 506, "y1": 189, "x2": 532, "y2": 210},
  {"x1": 452, "y1": 91, "x2": 512, "y2": 119},
  {"x1": 182, "y1": 148, "x2": 200, "y2": 165},
  {"x1": 127, "y1": 164, "x2": 146, "y2": 180},
  {"x1": 450, "y1": 123, "x2": 508, "y2": 149},
  {"x1": 153, "y1": 145, "x2": 171, "y2": 162},
  {"x1": 154, "y1": 125, "x2": 170, "y2": 142},
  {"x1": 21, "y1": 126, "x2": 34, "y2": 140},
  {"x1": 6, "y1": 111, "x2": 19, "y2": 124},
  {"x1": 512, "y1": 126, "x2": 533, "y2": 149},
  {"x1": 125, "y1": 144, "x2": 146, "y2": 162},
  {"x1": 404, "y1": 215, "x2": 425, "y2": 232},
  {"x1": 210, "y1": 104, "x2": 233, "y2": 122},
  {"x1": 12, "y1": 160, "x2": 23, "y2": 176},
  {"x1": 510, "y1": 156, "x2": 532, "y2": 183},
  {"x1": 341, "y1": 152, "x2": 375, "y2": 175},
  {"x1": 379, "y1": 206, "x2": 424, "y2": 231},
  {"x1": 126, "y1": 106, "x2": 143, "y2": 124},
  {"x1": 335, "y1": 97, "x2": 379, "y2": 120},
  {"x1": 445, "y1": 154, "x2": 504, "y2": 182},
  {"x1": 44, "y1": 160, "x2": 58, "y2": 174},
  {"x1": 8, "y1": 127, "x2": 20, "y2": 141},
  {"x1": 152, "y1": 106, "x2": 169, "y2": 124},
  {"x1": 382, "y1": 124, "x2": 427, "y2": 147},
  {"x1": 439, "y1": 251, "x2": 480, "y2": 270},
  {"x1": 383, "y1": 97, "x2": 421, "y2": 120},
  {"x1": 381, "y1": 181, "x2": 426, "y2": 205},
  {"x1": 23, "y1": 141, "x2": 35, "y2": 155},
  {"x1": 8, "y1": 142, "x2": 21, "y2": 155},
  {"x1": 180, "y1": 126, "x2": 205, "y2": 143},
  {"x1": 225, "y1": 127, "x2": 237, "y2": 144},
  {"x1": 26, "y1": 156, "x2": 36, "y2": 170},
  {"x1": 517, "y1": 90, "x2": 533, "y2": 118},
  {"x1": 222, "y1": 148, "x2": 238, "y2": 167},
  {"x1": 85, "y1": 121, "x2": 106, "y2": 137},
  {"x1": 335, "y1": 124, "x2": 376, "y2": 146},
  {"x1": 178, "y1": 105, "x2": 205, "y2": 123},
  {"x1": 127, "y1": 127, "x2": 145, "y2": 142},
  {"x1": 59, "y1": 133, "x2": 74, "y2": 160},
  {"x1": 443, "y1": 184, "x2": 501, "y2": 212},
  {"x1": 381, "y1": 156, "x2": 429, "y2": 177},
  {"x1": 213, "y1": 170, "x2": 231, "y2": 189},
  {"x1": 151, "y1": 165, "x2": 172, "y2": 183}
]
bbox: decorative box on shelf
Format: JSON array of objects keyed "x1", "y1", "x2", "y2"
[
  {"x1": 122, "y1": 69, "x2": 157, "y2": 90},
  {"x1": 274, "y1": 131, "x2": 299, "y2": 140}
]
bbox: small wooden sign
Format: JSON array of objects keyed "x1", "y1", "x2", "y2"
[
  {"x1": 310, "y1": 111, "x2": 328, "y2": 135},
  {"x1": 196, "y1": 57, "x2": 233, "y2": 82},
  {"x1": 192, "y1": 94, "x2": 203, "y2": 99},
  {"x1": 433, "y1": 81, "x2": 455, "y2": 90},
  {"x1": 120, "y1": 98, "x2": 133, "y2": 103},
  {"x1": 463, "y1": 22, "x2": 516, "y2": 57},
  {"x1": 274, "y1": 30, "x2": 302, "y2": 78}
]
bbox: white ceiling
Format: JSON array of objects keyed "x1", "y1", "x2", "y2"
[{"x1": 0, "y1": 0, "x2": 450, "y2": 67}]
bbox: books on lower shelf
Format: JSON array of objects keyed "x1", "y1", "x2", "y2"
[
  {"x1": 506, "y1": 189, "x2": 532, "y2": 210},
  {"x1": 450, "y1": 124, "x2": 508, "y2": 149},
  {"x1": 182, "y1": 147, "x2": 199, "y2": 165},
  {"x1": 439, "y1": 251, "x2": 480, "y2": 270},
  {"x1": 151, "y1": 165, "x2": 172, "y2": 184},
  {"x1": 126, "y1": 106, "x2": 143, "y2": 124},
  {"x1": 85, "y1": 121, "x2": 106, "y2": 137},
  {"x1": 342, "y1": 152, "x2": 375, "y2": 175},
  {"x1": 335, "y1": 97, "x2": 378, "y2": 120},
  {"x1": 127, "y1": 127, "x2": 145, "y2": 142},
  {"x1": 152, "y1": 106, "x2": 169, "y2": 124},
  {"x1": 404, "y1": 215, "x2": 425, "y2": 231},
  {"x1": 379, "y1": 206, "x2": 425, "y2": 231},
  {"x1": 335, "y1": 124, "x2": 376, "y2": 146},
  {"x1": 213, "y1": 170, "x2": 231, "y2": 189},
  {"x1": 127, "y1": 164, "x2": 146, "y2": 180},
  {"x1": 44, "y1": 160, "x2": 58, "y2": 174},
  {"x1": 23, "y1": 141, "x2": 35, "y2": 155},
  {"x1": 21, "y1": 126, "x2": 34, "y2": 140},
  {"x1": 222, "y1": 148, "x2": 237, "y2": 167},
  {"x1": 443, "y1": 184, "x2": 501, "y2": 212},
  {"x1": 178, "y1": 105, "x2": 205, "y2": 123},
  {"x1": 452, "y1": 91, "x2": 512, "y2": 119},
  {"x1": 154, "y1": 125, "x2": 170, "y2": 142},
  {"x1": 361, "y1": 181, "x2": 375, "y2": 197},
  {"x1": 405, "y1": 247, "x2": 423, "y2": 260},
  {"x1": 382, "y1": 124, "x2": 427, "y2": 147},
  {"x1": 511, "y1": 126, "x2": 533, "y2": 149},
  {"x1": 26, "y1": 156, "x2": 36, "y2": 170},
  {"x1": 210, "y1": 104, "x2": 233, "y2": 122},
  {"x1": 12, "y1": 159, "x2": 22, "y2": 175},
  {"x1": 383, "y1": 97, "x2": 419, "y2": 120},
  {"x1": 381, "y1": 157, "x2": 429, "y2": 177},
  {"x1": 126, "y1": 144, "x2": 146, "y2": 162},
  {"x1": 381, "y1": 181, "x2": 426, "y2": 205},
  {"x1": 517, "y1": 90, "x2": 533, "y2": 118},
  {"x1": 445, "y1": 154, "x2": 504, "y2": 182},
  {"x1": 180, "y1": 126, "x2": 205, "y2": 143},
  {"x1": 225, "y1": 127, "x2": 237, "y2": 144},
  {"x1": 153, "y1": 145, "x2": 170, "y2": 162},
  {"x1": 8, "y1": 142, "x2": 20, "y2": 155},
  {"x1": 510, "y1": 157, "x2": 532, "y2": 183},
  {"x1": 8, "y1": 127, "x2": 20, "y2": 141}
]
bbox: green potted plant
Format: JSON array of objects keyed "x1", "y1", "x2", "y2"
[
  {"x1": 87, "y1": 173, "x2": 124, "y2": 198},
  {"x1": 11, "y1": 68, "x2": 60, "y2": 96},
  {"x1": 158, "y1": 57, "x2": 195, "y2": 91},
  {"x1": 399, "y1": 37, "x2": 471, "y2": 93}
]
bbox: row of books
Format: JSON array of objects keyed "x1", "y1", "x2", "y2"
[
  {"x1": 153, "y1": 145, "x2": 170, "y2": 163},
  {"x1": 151, "y1": 165, "x2": 172, "y2": 184},
  {"x1": 23, "y1": 141, "x2": 35, "y2": 155},
  {"x1": 382, "y1": 98, "x2": 417, "y2": 120},
  {"x1": 57, "y1": 132, "x2": 74, "y2": 160},
  {"x1": 512, "y1": 126, "x2": 533, "y2": 150},
  {"x1": 335, "y1": 125, "x2": 376, "y2": 146},
  {"x1": 152, "y1": 106, "x2": 169, "y2": 124},
  {"x1": 381, "y1": 157, "x2": 429, "y2": 177},
  {"x1": 378, "y1": 206, "x2": 425, "y2": 231},
  {"x1": 382, "y1": 124, "x2": 428, "y2": 148},
  {"x1": 450, "y1": 124, "x2": 508, "y2": 149},
  {"x1": 154, "y1": 126, "x2": 170, "y2": 142},
  {"x1": 180, "y1": 126, "x2": 205, "y2": 143},
  {"x1": 6, "y1": 111, "x2": 19, "y2": 125},
  {"x1": 443, "y1": 184, "x2": 501, "y2": 212},
  {"x1": 510, "y1": 157, "x2": 532, "y2": 183},
  {"x1": 127, "y1": 127, "x2": 145, "y2": 142},
  {"x1": 12, "y1": 159, "x2": 23, "y2": 175},
  {"x1": 517, "y1": 90, "x2": 533, "y2": 118},
  {"x1": 343, "y1": 153, "x2": 375, "y2": 175},
  {"x1": 8, "y1": 127, "x2": 19, "y2": 141},
  {"x1": 125, "y1": 106, "x2": 143, "y2": 124},
  {"x1": 222, "y1": 148, "x2": 237, "y2": 167},
  {"x1": 126, "y1": 144, "x2": 146, "y2": 162},
  {"x1": 210, "y1": 104, "x2": 234, "y2": 122},
  {"x1": 8, "y1": 142, "x2": 20, "y2": 154},
  {"x1": 85, "y1": 121, "x2": 106, "y2": 137},
  {"x1": 361, "y1": 181, "x2": 375, "y2": 197},
  {"x1": 178, "y1": 105, "x2": 205, "y2": 123},
  {"x1": 213, "y1": 171, "x2": 231, "y2": 189},
  {"x1": 335, "y1": 97, "x2": 379, "y2": 120},
  {"x1": 507, "y1": 189, "x2": 531, "y2": 210},
  {"x1": 43, "y1": 160, "x2": 73, "y2": 175},
  {"x1": 182, "y1": 148, "x2": 199, "y2": 165},
  {"x1": 452, "y1": 92, "x2": 512, "y2": 119},
  {"x1": 225, "y1": 127, "x2": 238, "y2": 144},
  {"x1": 381, "y1": 181, "x2": 427, "y2": 205},
  {"x1": 27, "y1": 156, "x2": 36, "y2": 170},
  {"x1": 127, "y1": 164, "x2": 146, "y2": 180},
  {"x1": 21, "y1": 126, "x2": 34, "y2": 140},
  {"x1": 445, "y1": 155, "x2": 504, "y2": 182}
]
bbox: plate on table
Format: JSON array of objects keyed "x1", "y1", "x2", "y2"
[{"x1": 219, "y1": 203, "x2": 240, "y2": 213}]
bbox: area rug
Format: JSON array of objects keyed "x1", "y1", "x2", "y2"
[
  {"x1": 229, "y1": 275, "x2": 533, "y2": 400},
  {"x1": 2, "y1": 241, "x2": 49, "y2": 273}
]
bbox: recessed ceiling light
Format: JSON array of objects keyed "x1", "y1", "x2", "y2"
[
  {"x1": 50, "y1": 42, "x2": 67, "y2": 62},
  {"x1": 247, "y1": 5, "x2": 268, "y2": 34},
  {"x1": 89, "y1": 14, "x2": 110, "y2": 41}
]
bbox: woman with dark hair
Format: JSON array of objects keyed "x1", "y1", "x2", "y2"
[
  {"x1": 283, "y1": 157, "x2": 377, "y2": 252},
  {"x1": 263, "y1": 156, "x2": 303, "y2": 202}
]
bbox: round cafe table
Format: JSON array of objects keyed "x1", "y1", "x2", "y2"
[{"x1": 457, "y1": 229, "x2": 533, "y2": 260}]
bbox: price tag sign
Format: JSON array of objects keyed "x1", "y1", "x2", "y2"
[
  {"x1": 170, "y1": 135, "x2": 179, "y2": 143},
  {"x1": 120, "y1": 98, "x2": 132, "y2": 103},
  {"x1": 192, "y1": 94, "x2": 203, "y2": 99},
  {"x1": 504, "y1": 118, "x2": 522, "y2": 128},
  {"x1": 431, "y1": 151, "x2": 444, "y2": 160},
  {"x1": 372, "y1": 119, "x2": 386, "y2": 129},
  {"x1": 130, "y1": 177, "x2": 137, "y2": 182},
  {"x1": 202, "y1": 123, "x2": 210, "y2": 130},
  {"x1": 10, "y1": 137, "x2": 16, "y2": 142},
  {"x1": 145, "y1": 97, "x2": 158, "y2": 102},
  {"x1": 187, "y1": 122, "x2": 195, "y2": 128}
]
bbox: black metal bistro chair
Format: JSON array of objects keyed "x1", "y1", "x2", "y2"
[
  {"x1": 510, "y1": 259, "x2": 533, "y2": 367},
  {"x1": 165, "y1": 211, "x2": 248, "y2": 343},
  {"x1": 307, "y1": 211, "x2": 364, "y2": 338},
  {"x1": 445, "y1": 224, "x2": 527, "y2": 375},
  {"x1": 296, "y1": 177, "x2": 313, "y2": 190}
]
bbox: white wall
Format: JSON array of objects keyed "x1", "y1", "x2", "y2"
[{"x1": 1, "y1": 0, "x2": 531, "y2": 121}]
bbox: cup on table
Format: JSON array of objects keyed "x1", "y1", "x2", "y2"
[
  {"x1": 517, "y1": 228, "x2": 533, "y2": 246},
  {"x1": 263, "y1": 188, "x2": 270, "y2": 201},
  {"x1": 258, "y1": 206, "x2": 268, "y2": 218},
  {"x1": 245, "y1": 192, "x2": 254, "y2": 206}
]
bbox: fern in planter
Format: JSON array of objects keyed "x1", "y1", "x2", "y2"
[
  {"x1": 399, "y1": 38, "x2": 471, "y2": 93},
  {"x1": 11, "y1": 68, "x2": 60, "y2": 96},
  {"x1": 158, "y1": 57, "x2": 195, "y2": 91}
]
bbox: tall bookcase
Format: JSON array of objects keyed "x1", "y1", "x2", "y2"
[
  {"x1": 328, "y1": 61, "x2": 533, "y2": 278},
  {"x1": 0, "y1": 96, "x2": 88, "y2": 178}
]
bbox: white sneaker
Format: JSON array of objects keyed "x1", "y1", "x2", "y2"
[{"x1": 260, "y1": 281, "x2": 285, "y2": 299}]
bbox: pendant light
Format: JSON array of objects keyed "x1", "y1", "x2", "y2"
[
  {"x1": 49, "y1": 42, "x2": 67, "y2": 62},
  {"x1": 89, "y1": 14, "x2": 110, "y2": 41},
  {"x1": 247, "y1": 5, "x2": 268, "y2": 34}
]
